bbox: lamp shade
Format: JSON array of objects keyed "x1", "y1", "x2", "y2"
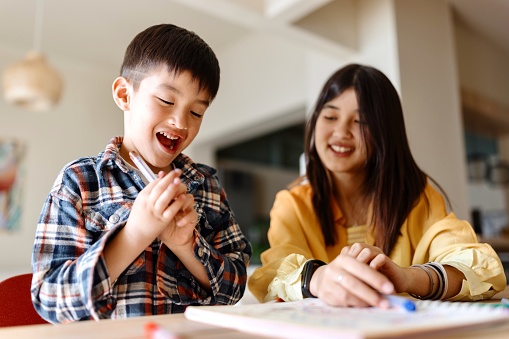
[{"x1": 2, "y1": 51, "x2": 63, "y2": 112}]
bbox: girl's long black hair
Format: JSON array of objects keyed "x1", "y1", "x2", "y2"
[{"x1": 303, "y1": 64, "x2": 448, "y2": 255}]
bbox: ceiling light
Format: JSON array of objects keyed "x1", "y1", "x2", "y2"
[{"x1": 1, "y1": 0, "x2": 63, "y2": 113}]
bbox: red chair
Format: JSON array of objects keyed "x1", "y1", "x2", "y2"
[{"x1": 0, "y1": 273, "x2": 49, "y2": 327}]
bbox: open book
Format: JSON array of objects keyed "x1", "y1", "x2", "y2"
[{"x1": 184, "y1": 298, "x2": 509, "y2": 339}]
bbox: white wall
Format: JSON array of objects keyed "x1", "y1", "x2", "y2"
[
  {"x1": 393, "y1": 0, "x2": 469, "y2": 219},
  {"x1": 1, "y1": 0, "x2": 503, "y2": 277},
  {"x1": 190, "y1": 33, "x2": 308, "y2": 150},
  {"x1": 455, "y1": 20, "x2": 509, "y2": 108},
  {"x1": 0, "y1": 46, "x2": 122, "y2": 278},
  {"x1": 454, "y1": 4, "x2": 509, "y2": 227},
  {"x1": 357, "y1": 0, "x2": 400, "y2": 87}
]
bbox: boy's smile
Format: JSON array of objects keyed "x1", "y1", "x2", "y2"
[
  {"x1": 116, "y1": 67, "x2": 211, "y2": 174},
  {"x1": 157, "y1": 131, "x2": 182, "y2": 152}
]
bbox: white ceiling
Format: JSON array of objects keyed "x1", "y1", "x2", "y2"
[
  {"x1": 0, "y1": 0, "x2": 507, "y2": 69},
  {"x1": 448, "y1": 0, "x2": 509, "y2": 54}
]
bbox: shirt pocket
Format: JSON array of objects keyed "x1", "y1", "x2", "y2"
[
  {"x1": 84, "y1": 202, "x2": 145, "y2": 275},
  {"x1": 84, "y1": 202, "x2": 132, "y2": 232},
  {"x1": 125, "y1": 253, "x2": 146, "y2": 275}
]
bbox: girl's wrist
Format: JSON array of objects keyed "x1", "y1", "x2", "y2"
[
  {"x1": 407, "y1": 264, "x2": 442, "y2": 300},
  {"x1": 308, "y1": 265, "x2": 325, "y2": 298},
  {"x1": 405, "y1": 266, "x2": 428, "y2": 295}
]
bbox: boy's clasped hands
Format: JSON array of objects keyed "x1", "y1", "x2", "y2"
[{"x1": 127, "y1": 168, "x2": 198, "y2": 248}]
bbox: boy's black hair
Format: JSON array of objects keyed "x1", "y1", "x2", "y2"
[{"x1": 120, "y1": 24, "x2": 220, "y2": 100}]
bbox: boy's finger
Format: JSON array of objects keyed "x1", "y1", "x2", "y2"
[
  {"x1": 161, "y1": 195, "x2": 186, "y2": 220},
  {"x1": 153, "y1": 179, "x2": 186, "y2": 210},
  {"x1": 176, "y1": 206, "x2": 198, "y2": 227}
]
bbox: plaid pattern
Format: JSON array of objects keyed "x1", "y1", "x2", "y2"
[{"x1": 31, "y1": 137, "x2": 251, "y2": 323}]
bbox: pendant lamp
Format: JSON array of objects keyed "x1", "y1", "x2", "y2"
[{"x1": 2, "y1": 0, "x2": 63, "y2": 112}]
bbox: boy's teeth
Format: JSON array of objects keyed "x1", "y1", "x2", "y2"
[{"x1": 160, "y1": 132, "x2": 178, "y2": 140}]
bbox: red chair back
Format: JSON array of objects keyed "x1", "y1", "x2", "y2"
[{"x1": 0, "y1": 273, "x2": 49, "y2": 327}]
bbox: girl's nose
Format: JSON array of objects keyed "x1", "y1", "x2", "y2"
[{"x1": 333, "y1": 120, "x2": 351, "y2": 138}]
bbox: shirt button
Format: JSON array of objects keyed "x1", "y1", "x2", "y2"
[
  {"x1": 109, "y1": 214, "x2": 120, "y2": 223},
  {"x1": 133, "y1": 174, "x2": 139, "y2": 181},
  {"x1": 198, "y1": 247, "x2": 204, "y2": 258}
]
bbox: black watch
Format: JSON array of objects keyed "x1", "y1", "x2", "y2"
[{"x1": 301, "y1": 259, "x2": 326, "y2": 298}]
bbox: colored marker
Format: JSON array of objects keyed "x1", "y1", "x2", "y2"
[
  {"x1": 129, "y1": 151, "x2": 157, "y2": 182},
  {"x1": 384, "y1": 294, "x2": 416, "y2": 312},
  {"x1": 144, "y1": 322, "x2": 181, "y2": 339}
]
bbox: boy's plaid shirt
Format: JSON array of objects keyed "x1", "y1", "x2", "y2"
[{"x1": 32, "y1": 137, "x2": 252, "y2": 323}]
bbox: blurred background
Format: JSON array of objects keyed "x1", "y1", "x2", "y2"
[{"x1": 1, "y1": 0, "x2": 508, "y2": 279}]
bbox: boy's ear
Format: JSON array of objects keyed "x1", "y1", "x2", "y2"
[{"x1": 112, "y1": 77, "x2": 130, "y2": 111}]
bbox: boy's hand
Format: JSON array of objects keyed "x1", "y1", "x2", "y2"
[
  {"x1": 158, "y1": 191, "x2": 198, "y2": 247},
  {"x1": 126, "y1": 169, "x2": 188, "y2": 242}
]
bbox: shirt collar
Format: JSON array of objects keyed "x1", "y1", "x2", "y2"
[{"x1": 97, "y1": 136, "x2": 207, "y2": 191}]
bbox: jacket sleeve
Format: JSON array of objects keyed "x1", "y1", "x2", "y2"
[
  {"x1": 157, "y1": 178, "x2": 252, "y2": 306},
  {"x1": 413, "y1": 212, "x2": 507, "y2": 301},
  {"x1": 31, "y1": 170, "x2": 120, "y2": 323},
  {"x1": 248, "y1": 189, "x2": 318, "y2": 302}
]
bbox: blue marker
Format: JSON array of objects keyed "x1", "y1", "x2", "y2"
[{"x1": 384, "y1": 294, "x2": 416, "y2": 312}]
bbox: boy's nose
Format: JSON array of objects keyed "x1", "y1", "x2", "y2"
[{"x1": 170, "y1": 112, "x2": 188, "y2": 131}]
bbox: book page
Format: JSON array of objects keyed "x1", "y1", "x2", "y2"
[{"x1": 184, "y1": 298, "x2": 509, "y2": 339}]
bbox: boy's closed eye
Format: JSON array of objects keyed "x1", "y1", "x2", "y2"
[
  {"x1": 158, "y1": 97, "x2": 174, "y2": 106},
  {"x1": 158, "y1": 97, "x2": 204, "y2": 118}
]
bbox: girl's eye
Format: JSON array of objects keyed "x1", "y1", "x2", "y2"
[
  {"x1": 323, "y1": 115, "x2": 336, "y2": 121},
  {"x1": 191, "y1": 111, "x2": 203, "y2": 118}
]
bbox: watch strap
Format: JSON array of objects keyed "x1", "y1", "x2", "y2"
[{"x1": 301, "y1": 259, "x2": 326, "y2": 298}]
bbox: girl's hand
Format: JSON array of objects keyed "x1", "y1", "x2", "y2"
[
  {"x1": 343, "y1": 243, "x2": 384, "y2": 263},
  {"x1": 345, "y1": 242, "x2": 410, "y2": 293},
  {"x1": 309, "y1": 246, "x2": 395, "y2": 308}
]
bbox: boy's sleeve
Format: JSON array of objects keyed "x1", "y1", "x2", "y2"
[
  {"x1": 31, "y1": 171, "x2": 119, "y2": 323},
  {"x1": 157, "y1": 176, "x2": 252, "y2": 306}
]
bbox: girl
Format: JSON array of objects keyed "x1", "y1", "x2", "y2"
[{"x1": 248, "y1": 64, "x2": 506, "y2": 308}]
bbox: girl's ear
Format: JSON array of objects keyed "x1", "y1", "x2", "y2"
[{"x1": 112, "y1": 77, "x2": 130, "y2": 111}]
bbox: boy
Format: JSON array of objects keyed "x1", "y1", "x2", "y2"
[{"x1": 31, "y1": 24, "x2": 252, "y2": 323}]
